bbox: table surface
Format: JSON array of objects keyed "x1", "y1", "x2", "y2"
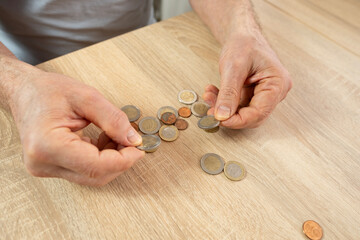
[{"x1": 1, "y1": 0, "x2": 359, "y2": 239}]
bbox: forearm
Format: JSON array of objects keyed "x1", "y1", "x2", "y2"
[
  {"x1": 189, "y1": 0, "x2": 261, "y2": 45},
  {"x1": 0, "y1": 42, "x2": 40, "y2": 110}
]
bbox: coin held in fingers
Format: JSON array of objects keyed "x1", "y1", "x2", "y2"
[{"x1": 137, "y1": 135, "x2": 161, "y2": 153}]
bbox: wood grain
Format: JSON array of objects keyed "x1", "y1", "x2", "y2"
[{"x1": 1, "y1": 1, "x2": 360, "y2": 239}]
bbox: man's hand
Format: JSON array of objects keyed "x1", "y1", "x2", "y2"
[
  {"x1": 203, "y1": 34, "x2": 292, "y2": 128},
  {"x1": 190, "y1": 0, "x2": 292, "y2": 129},
  {"x1": 3, "y1": 61, "x2": 144, "y2": 186}
]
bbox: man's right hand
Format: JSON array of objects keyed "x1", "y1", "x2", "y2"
[{"x1": 4, "y1": 62, "x2": 144, "y2": 186}]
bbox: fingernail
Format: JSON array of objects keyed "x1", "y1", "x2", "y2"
[
  {"x1": 216, "y1": 105, "x2": 231, "y2": 120},
  {"x1": 127, "y1": 129, "x2": 142, "y2": 145}
]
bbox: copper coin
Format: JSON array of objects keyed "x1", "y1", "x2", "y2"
[
  {"x1": 303, "y1": 220, "x2": 323, "y2": 240},
  {"x1": 175, "y1": 119, "x2": 188, "y2": 130},
  {"x1": 131, "y1": 122, "x2": 139, "y2": 132},
  {"x1": 161, "y1": 112, "x2": 177, "y2": 125},
  {"x1": 178, "y1": 107, "x2": 191, "y2": 118}
]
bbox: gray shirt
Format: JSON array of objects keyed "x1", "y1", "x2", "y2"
[{"x1": 0, "y1": 0, "x2": 154, "y2": 64}]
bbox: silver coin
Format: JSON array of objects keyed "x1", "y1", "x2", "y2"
[
  {"x1": 178, "y1": 89, "x2": 198, "y2": 104},
  {"x1": 198, "y1": 115, "x2": 220, "y2": 129},
  {"x1": 137, "y1": 135, "x2": 161, "y2": 153},
  {"x1": 200, "y1": 153, "x2": 225, "y2": 175},
  {"x1": 157, "y1": 106, "x2": 178, "y2": 119},
  {"x1": 191, "y1": 102, "x2": 210, "y2": 117},
  {"x1": 121, "y1": 105, "x2": 141, "y2": 122},
  {"x1": 138, "y1": 116, "x2": 161, "y2": 135}
]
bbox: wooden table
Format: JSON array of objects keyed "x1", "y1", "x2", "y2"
[{"x1": 1, "y1": 0, "x2": 359, "y2": 239}]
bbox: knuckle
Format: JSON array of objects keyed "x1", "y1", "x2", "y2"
[
  {"x1": 23, "y1": 137, "x2": 48, "y2": 165},
  {"x1": 83, "y1": 87, "x2": 101, "y2": 104},
  {"x1": 220, "y1": 86, "x2": 240, "y2": 100},
  {"x1": 85, "y1": 165, "x2": 103, "y2": 179}
]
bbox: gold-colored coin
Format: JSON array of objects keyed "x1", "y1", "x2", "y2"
[
  {"x1": 200, "y1": 153, "x2": 224, "y2": 175},
  {"x1": 205, "y1": 126, "x2": 219, "y2": 133},
  {"x1": 157, "y1": 106, "x2": 178, "y2": 119},
  {"x1": 178, "y1": 89, "x2": 197, "y2": 105},
  {"x1": 138, "y1": 117, "x2": 161, "y2": 135},
  {"x1": 191, "y1": 102, "x2": 210, "y2": 117},
  {"x1": 137, "y1": 135, "x2": 161, "y2": 153},
  {"x1": 121, "y1": 105, "x2": 141, "y2": 122},
  {"x1": 198, "y1": 115, "x2": 220, "y2": 130},
  {"x1": 303, "y1": 220, "x2": 323, "y2": 240},
  {"x1": 224, "y1": 161, "x2": 246, "y2": 181},
  {"x1": 159, "y1": 125, "x2": 179, "y2": 142}
]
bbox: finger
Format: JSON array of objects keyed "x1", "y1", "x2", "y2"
[
  {"x1": 50, "y1": 130, "x2": 144, "y2": 179},
  {"x1": 73, "y1": 89, "x2": 142, "y2": 146},
  {"x1": 215, "y1": 58, "x2": 249, "y2": 121},
  {"x1": 202, "y1": 91, "x2": 218, "y2": 107},
  {"x1": 221, "y1": 78, "x2": 280, "y2": 129},
  {"x1": 205, "y1": 84, "x2": 219, "y2": 94}
]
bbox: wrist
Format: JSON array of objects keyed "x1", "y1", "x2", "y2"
[{"x1": 0, "y1": 55, "x2": 42, "y2": 110}]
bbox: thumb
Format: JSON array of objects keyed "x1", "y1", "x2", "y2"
[
  {"x1": 74, "y1": 89, "x2": 142, "y2": 146},
  {"x1": 215, "y1": 59, "x2": 248, "y2": 121}
]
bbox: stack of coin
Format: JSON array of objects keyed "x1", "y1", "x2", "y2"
[{"x1": 200, "y1": 153, "x2": 246, "y2": 181}]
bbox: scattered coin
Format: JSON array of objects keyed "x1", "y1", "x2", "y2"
[
  {"x1": 303, "y1": 220, "x2": 323, "y2": 240},
  {"x1": 175, "y1": 119, "x2": 188, "y2": 130},
  {"x1": 159, "y1": 125, "x2": 179, "y2": 142},
  {"x1": 139, "y1": 116, "x2": 161, "y2": 135},
  {"x1": 178, "y1": 107, "x2": 192, "y2": 118},
  {"x1": 178, "y1": 89, "x2": 197, "y2": 104},
  {"x1": 200, "y1": 153, "x2": 225, "y2": 175},
  {"x1": 131, "y1": 122, "x2": 139, "y2": 132},
  {"x1": 121, "y1": 105, "x2": 141, "y2": 122},
  {"x1": 198, "y1": 115, "x2": 220, "y2": 130},
  {"x1": 137, "y1": 135, "x2": 161, "y2": 153},
  {"x1": 157, "y1": 106, "x2": 178, "y2": 119},
  {"x1": 224, "y1": 161, "x2": 246, "y2": 181},
  {"x1": 191, "y1": 102, "x2": 210, "y2": 117},
  {"x1": 161, "y1": 112, "x2": 177, "y2": 125}
]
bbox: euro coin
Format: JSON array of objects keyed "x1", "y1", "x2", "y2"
[
  {"x1": 303, "y1": 220, "x2": 323, "y2": 240},
  {"x1": 131, "y1": 122, "x2": 139, "y2": 132},
  {"x1": 159, "y1": 125, "x2": 179, "y2": 142},
  {"x1": 157, "y1": 106, "x2": 178, "y2": 120},
  {"x1": 198, "y1": 115, "x2": 220, "y2": 129},
  {"x1": 200, "y1": 153, "x2": 224, "y2": 175},
  {"x1": 205, "y1": 126, "x2": 219, "y2": 133},
  {"x1": 121, "y1": 105, "x2": 141, "y2": 122},
  {"x1": 191, "y1": 102, "x2": 210, "y2": 117},
  {"x1": 224, "y1": 161, "x2": 246, "y2": 181},
  {"x1": 136, "y1": 135, "x2": 161, "y2": 153},
  {"x1": 178, "y1": 107, "x2": 191, "y2": 118},
  {"x1": 175, "y1": 119, "x2": 188, "y2": 130},
  {"x1": 139, "y1": 116, "x2": 161, "y2": 135},
  {"x1": 178, "y1": 89, "x2": 197, "y2": 104},
  {"x1": 161, "y1": 112, "x2": 177, "y2": 125}
]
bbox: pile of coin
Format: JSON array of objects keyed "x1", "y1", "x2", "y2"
[{"x1": 200, "y1": 153, "x2": 246, "y2": 181}]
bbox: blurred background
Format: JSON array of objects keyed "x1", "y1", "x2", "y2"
[{"x1": 154, "y1": 0, "x2": 192, "y2": 21}]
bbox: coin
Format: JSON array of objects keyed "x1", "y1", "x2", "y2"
[
  {"x1": 139, "y1": 116, "x2": 161, "y2": 135},
  {"x1": 136, "y1": 135, "x2": 161, "y2": 153},
  {"x1": 198, "y1": 115, "x2": 220, "y2": 130},
  {"x1": 131, "y1": 122, "x2": 139, "y2": 132},
  {"x1": 303, "y1": 220, "x2": 323, "y2": 240},
  {"x1": 161, "y1": 112, "x2": 177, "y2": 125},
  {"x1": 191, "y1": 102, "x2": 210, "y2": 117},
  {"x1": 175, "y1": 119, "x2": 188, "y2": 130},
  {"x1": 200, "y1": 153, "x2": 225, "y2": 175},
  {"x1": 178, "y1": 89, "x2": 197, "y2": 104},
  {"x1": 205, "y1": 126, "x2": 219, "y2": 133},
  {"x1": 159, "y1": 125, "x2": 179, "y2": 142},
  {"x1": 157, "y1": 106, "x2": 178, "y2": 119},
  {"x1": 178, "y1": 107, "x2": 191, "y2": 118},
  {"x1": 224, "y1": 161, "x2": 246, "y2": 181},
  {"x1": 121, "y1": 105, "x2": 141, "y2": 122}
]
